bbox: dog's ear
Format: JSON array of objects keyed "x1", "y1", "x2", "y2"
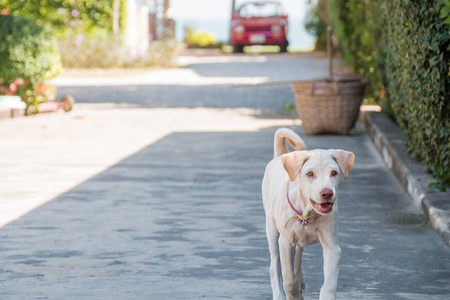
[
  {"x1": 281, "y1": 151, "x2": 310, "y2": 182},
  {"x1": 331, "y1": 150, "x2": 355, "y2": 180}
]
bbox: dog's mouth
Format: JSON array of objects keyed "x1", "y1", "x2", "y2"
[{"x1": 310, "y1": 199, "x2": 334, "y2": 214}]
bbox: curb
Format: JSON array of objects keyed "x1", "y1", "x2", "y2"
[
  {"x1": 0, "y1": 108, "x2": 25, "y2": 120},
  {"x1": 361, "y1": 111, "x2": 450, "y2": 249}
]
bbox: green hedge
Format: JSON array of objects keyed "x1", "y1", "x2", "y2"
[
  {"x1": 305, "y1": 0, "x2": 386, "y2": 103},
  {"x1": 332, "y1": 0, "x2": 386, "y2": 104},
  {"x1": 304, "y1": 0, "x2": 329, "y2": 51},
  {"x1": 0, "y1": 15, "x2": 61, "y2": 109},
  {"x1": 306, "y1": 0, "x2": 450, "y2": 185},
  {"x1": 384, "y1": 1, "x2": 450, "y2": 184}
]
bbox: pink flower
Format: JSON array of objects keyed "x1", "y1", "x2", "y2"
[
  {"x1": 1, "y1": 9, "x2": 8, "y2": 15},
  {"x1": 36, "y1": 85, "x2": 47, "y2": 93},
  {"x1": 9, "y1": 83, "x2": 17, "y2": 93}
]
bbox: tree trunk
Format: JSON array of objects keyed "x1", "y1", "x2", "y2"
[{"x1": 113, "y1": 0, "x2": 120, "y2": 36}]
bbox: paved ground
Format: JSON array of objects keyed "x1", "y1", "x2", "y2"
[
  {"x1": 52, "y1": 52, "x2": 330, "y2": 109},
  {"x1": 0, "y1": 52, "x2": 449, "y2": 299}
]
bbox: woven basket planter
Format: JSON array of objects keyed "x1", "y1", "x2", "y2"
[{"x1": 291, "y1": 75, "x2": 366, "y2": 135}]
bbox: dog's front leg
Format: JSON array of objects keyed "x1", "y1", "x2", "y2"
[
  {"x1": 318, "y1": 226, "x2": 341, "y2": 300},
  {"x1": 294, "y1": 245, "x2": 305, "y2": 291},
  {"x1": 279, "y1": 237, "x2": 304, "y2": 300}
]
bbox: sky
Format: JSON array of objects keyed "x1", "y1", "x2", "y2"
[{"x1": 169, "y1": 0, "x2": 309, "y2": 21}]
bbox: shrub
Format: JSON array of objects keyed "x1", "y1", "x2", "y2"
[
  {"x1": 188, "y1": 32, "x2": 215, "y2": 48},
  {"x1": 0, "y1": 14, "x2": 62, "y2": 110},
  {"x1": 59, "y1": 29, "x2": 178, "y2": 68},
  {"x1": 384, "y1": 1, "x2": 450, "y2": 184},
  {"x1": 304, "y1": 0, "x2": 328, "y2": 51},
  {"x1": 184, "y1": 25, "x2": 222, "y2": 48},
  {"x1": 333, "y1": 0, "x2": 386, "y2": 104},
  {"x1": 306, "y1": 1, "x2": 450, "y2": 185},
  {"x1": 306, "y1": 0, "x2": 386, "y2": 104},
  {"x1": 0, "y1": 0, "x2": 127, "y2": 36}
]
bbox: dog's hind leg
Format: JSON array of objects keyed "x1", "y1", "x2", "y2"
[
  {"x1": 294, "y1": 245, "x2": 305, "y2": 292},
  {"x1": 266, "y1": 216, "x2": 285, "y2": 300}
]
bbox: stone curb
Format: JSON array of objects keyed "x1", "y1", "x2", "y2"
[
  {"x1": 361, "y1": 111, "x2": 450, "y2": 249},
  {"x1": 0, "y1": 108, "x2": 25, "y2": 121}
]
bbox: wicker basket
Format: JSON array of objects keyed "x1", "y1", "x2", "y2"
[{"x1": 291, "y1": 75, "x2": 366, "y2": 135}]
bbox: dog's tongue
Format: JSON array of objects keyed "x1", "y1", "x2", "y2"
[
  {"x1": 310, "y1": 199, "x2": 333, "y2": 214},
  {"x1": 320, "y1": 203, "x2": 332, "y2": 209},
  {"x1": 317, "y1": 202, "x2": 333, "y2": 213}
]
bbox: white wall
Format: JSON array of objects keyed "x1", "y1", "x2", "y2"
[{"x1": 125, "y1": 0, "x2": 150, "y2": 56}]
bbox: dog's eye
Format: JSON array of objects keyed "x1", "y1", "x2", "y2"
[
  {"x1": 306, "y1": 171, "x2": 314, "y2": 177},
  {"x1": 331, "y1": 170, "x2": 338, "y2": 176}
]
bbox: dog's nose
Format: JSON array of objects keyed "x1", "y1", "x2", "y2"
[{"x1": 320, "y1": 189, "x2": 334, "y2": 201}]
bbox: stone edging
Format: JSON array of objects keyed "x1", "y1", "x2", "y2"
[
  {"x1": 361, "y1": 111, "x2": 450, "y2": 249},
  {"x1": 0, "y1": 108, "x2": 25, "y2": 120}
]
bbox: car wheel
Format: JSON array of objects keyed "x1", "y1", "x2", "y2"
[
  {"x1": 279, "y1": 40, "x2": 288, "y2": 53},
  {"x1": 233, "y1": 45, "x2": 244, "y2": 53},
  {"x1": 60, "y1": 95, "x2": 75, "y2": 112}
]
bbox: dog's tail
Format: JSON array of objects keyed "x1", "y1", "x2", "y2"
[{"x1": 274, "y1": 128, "x2": 307, "y2": 157}]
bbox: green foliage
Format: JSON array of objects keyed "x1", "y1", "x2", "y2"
[
  {"x1": 184, "y1": 25, "x2": 223, "y2": 48},
  {"x1": 305, "y1": 0, "x2": 385, "y2": 103},
  {"x1": 0, "y1": 0, "x2": 127, "y2": 36},
  {"x1": 428, "y1": 182, "x2": 447, "y2": 192},
  {"x1": 304, "y1": 0, "x2": 328, "y2": 51},
  {"x1": 384, "y1": 1, "x2": 450, "y2": 186},
  {"x1": 1, "y1": 1, "x2": 177, "y2": 69},
  {"x1": 0, "y1": 15, "x2": 61, "y2": 109},
  {"x1": 338, "y1": 0, "x2": 385, "y2": 104},
  {"x1": 440, "y1": 0, "x2": 450, "y2": 25},
  {"x1": 188, "y1": 32, "x2": 215, "y2": 47},
  {"x1": 59, "y1": 29, "x2": 178, "y2": 68},
  {"x1": 306, "y1": 0, "x2": 450, "y2": 185},
  {"x1": 284, "y1": 103, "x2": 295, "y2": 112},
  {"x1": 59, "y1": 29, "x2": 122, "y2": 68}
]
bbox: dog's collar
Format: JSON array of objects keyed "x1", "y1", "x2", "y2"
[{"x1": 284, "y1": 181, "x2": 320, "y2": 229}]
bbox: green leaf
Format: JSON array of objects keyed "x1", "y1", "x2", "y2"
[
  {"x1": 440, "y1": 6, "x2": 450, "y2": 19},
  {"x1": 436, "y1": 183, "x2": 447, "y2": 192},
  {"x1": 428, "y1": 182, "x2": 437, "y2": 192}
]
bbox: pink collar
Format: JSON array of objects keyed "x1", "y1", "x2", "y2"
[{"x1": 284, "y1": 181, "x2": 320, "y2": 229}]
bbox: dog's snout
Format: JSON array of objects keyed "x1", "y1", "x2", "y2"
[{"x1": 320, "y1": 189, "x2": 334, "y2": 201}]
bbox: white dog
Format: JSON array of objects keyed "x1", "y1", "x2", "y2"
[{"x1": 262, "y1": 128, "x2": 354, "y2": 300}]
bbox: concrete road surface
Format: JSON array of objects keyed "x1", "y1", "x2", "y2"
[{"x1": 0, "y1": 52, "x2": 448, "y2": 299}]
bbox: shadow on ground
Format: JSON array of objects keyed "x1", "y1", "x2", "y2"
[
  {"x1": 0, "y1": 127, "x2": 448, "y2": 299},
  {"x1": 56, "y1": 84, "x2": 294, "y2": 110}
]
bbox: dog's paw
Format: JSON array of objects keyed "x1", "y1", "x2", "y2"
[
  {"x1": 298, "y1": 276, "x2": 305, "y2": 290},
  {"x1": 319, "y1": 288, "x2": 336, "y2": 300}
]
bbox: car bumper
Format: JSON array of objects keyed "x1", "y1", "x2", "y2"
[{"x1": 230, "y1": 32, "x2": 287, "y2": 46}]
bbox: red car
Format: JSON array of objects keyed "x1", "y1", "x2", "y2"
[{"x1": 230, "y1": 1, "x2": 289, "y2": 53}]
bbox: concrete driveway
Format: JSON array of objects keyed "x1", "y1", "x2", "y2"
[
  {"x1": 0, "y1": 52, "x2": 448, "y2": 299},
  {"x1": 52, "y1": 52, "x2": 329, "y2": 109}
]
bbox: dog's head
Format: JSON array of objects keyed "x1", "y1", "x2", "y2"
[{"x1": 281, "y1": 149, "x2": 354, "y2": 215}]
